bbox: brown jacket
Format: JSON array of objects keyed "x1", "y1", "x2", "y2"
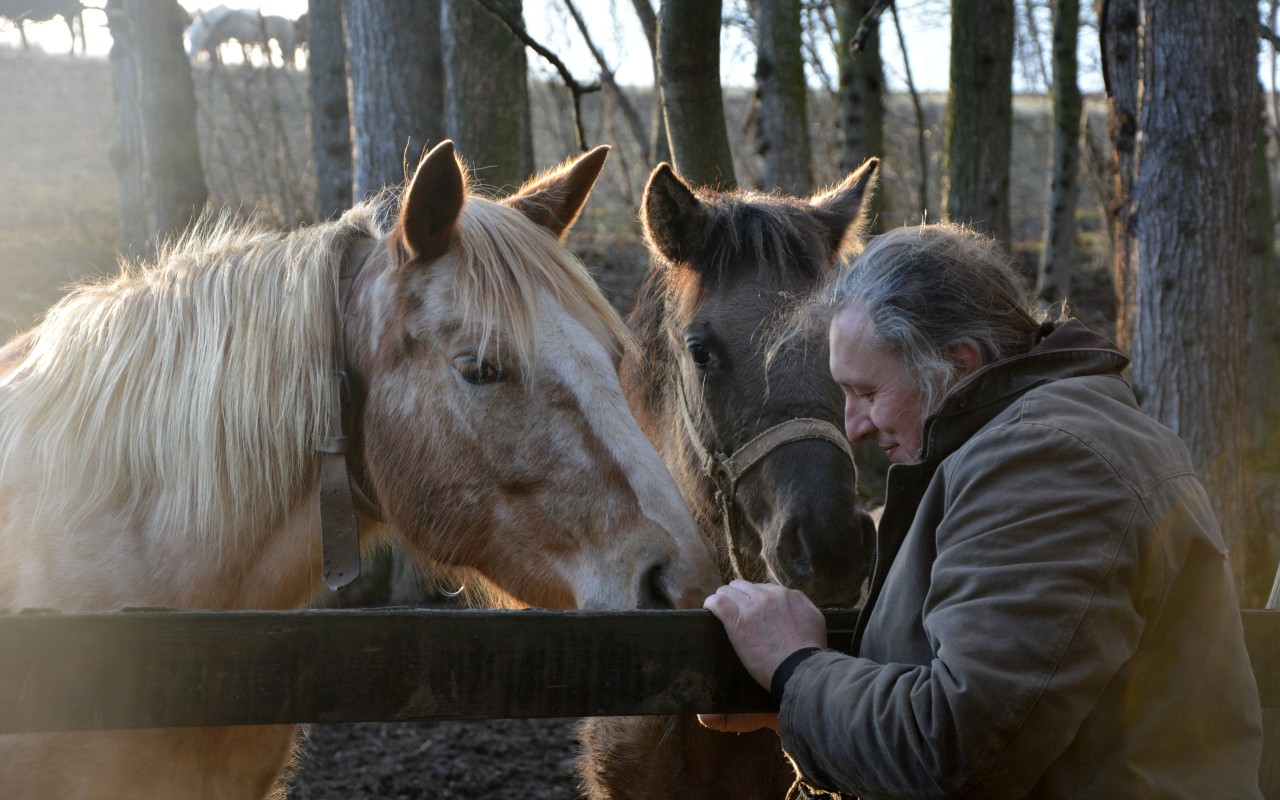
[{"x1": 780, "y1": 321, "x2": 1263, "y2": 799}]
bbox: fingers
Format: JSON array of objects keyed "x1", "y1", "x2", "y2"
[
  {"x1": 697, "y1": 712, "x2": 780, "y2": 734},
  {"x1": 702, "y1": 580, "x2": 753, "y2": 624}
]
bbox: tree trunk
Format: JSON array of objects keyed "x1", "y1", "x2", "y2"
[
  {"x1": 308, "y1": 0, "x2": 352, "y2": 220},
  {"x1": 345, "y1": 0, "x2": 445, "y2": 199},
  {"x1": 1038, "y1": 0, "x2": 1082, "y2": 304},
  {"x1": 658, "y1": 0, "x2": 736, "y2": 188},
  {"x1": 754, "y1": 0, "x2": 811, "y2": 193},
  {"x1": 1098, "y1": 0, "x2": 1139, "y2": 351},
  {"x1": 443, "y1": 0, "x2": 532, "y2": 192},
  {"x1": 1248, "y1": 81, "x2": 1280, "y2": 607},
  {"x1": 105, "y1": 0, "x2": 147, "y2": 256},
  {"x1": 109, "y1": 0, "x2": 207, "y2": 253},
  {"x1": 1130, "y1": 0, "x2": 1257, "y2": 594},
  {"x1": 943, "y1": 0, "x2": 1013, "y2": 248},
  {"x1": 630, "y1": 0, "x2": 670, "y2": 165},
  {"x1": 837, "y1": 0, "x2": 885, "y2": 230}
]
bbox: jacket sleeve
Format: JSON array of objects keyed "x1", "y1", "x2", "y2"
[{"x1": 779, "y1": 419, "x2": 1159, "y2": 799}]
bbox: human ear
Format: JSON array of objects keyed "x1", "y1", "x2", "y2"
[{"x1": 945, "y1": 342, "x2": 983, "y2": 380}]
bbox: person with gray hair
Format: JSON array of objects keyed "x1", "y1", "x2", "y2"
[{"x1": 702, "y1": 222, "x2": 1263, "y2": 798}]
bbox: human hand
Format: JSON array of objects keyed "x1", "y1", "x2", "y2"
[
  {"x1": 703, "y1": 580, "x2": 827, "y2": 690},
  {"x1": 696, "y1": 712, "x2": 780, "y2": 733}
]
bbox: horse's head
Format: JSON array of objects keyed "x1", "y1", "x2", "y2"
[
  {"x1": 345, "y1": 141, "x2": 718, "y2": 611},
  {"x1": 626, "y1": 160, "x2": 881, "y2": 606}
]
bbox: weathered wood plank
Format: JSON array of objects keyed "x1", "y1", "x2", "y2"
[
  {"x1": 0, "y1": 608, "x2": 1274, "y2": 735},
  {"x1": 0, "y1": 607, "x2": 857, "y2": 733}
]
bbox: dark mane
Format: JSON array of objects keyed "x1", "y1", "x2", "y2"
[
  {"x1": 620, "y1": 269, "x2": 675, "y2": 424},
  {"x1": 681, "y1": 191, "x2": 842, "y2": 292}
]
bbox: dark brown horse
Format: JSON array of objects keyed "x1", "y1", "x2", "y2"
[{"x1": 578, "y1": 159, "x2": 881, "y2": 799}]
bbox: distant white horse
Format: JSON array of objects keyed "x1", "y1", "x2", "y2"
[
  {"x1": 185, "y1": 4, "x2": 300, "y2": 67},
  {"x1": 0, "y1": 0, "x2": 86, "y2": 55}
]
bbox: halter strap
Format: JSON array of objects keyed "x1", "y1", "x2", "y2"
[
  {"x1": 319, "y1": 234, "x2": 380, "y2": 591},
  {"x1": 676, "y1": 376, "x2": 854, "y2": 579}
]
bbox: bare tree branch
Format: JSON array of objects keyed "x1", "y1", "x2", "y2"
[
  {"x1": 630, "y1": 0, "x2": 658, "y2": 55},
  {"x1": 471, "y1": 0, "x2": 600, "y2": 151},
  {"x1": 560, "y1": 0, "x2": 650, "y2": 155},
  {"x1": 802, "y1": 1, "x2": 838, "y2": 94},
  {"x1": 1022, "y1": 0, "x2": 1051, "y2": 92},
  {"x1": 851, "y1": 0, "x2": 890, "y2": 52},
  {"x1": 889, "y1": 2, "x2": 928, "y2": 217},
  {"x1": 1256, "y1": 15, "x2": 1280, "y2": 48}
]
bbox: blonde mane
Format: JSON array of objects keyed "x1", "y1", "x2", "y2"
[
  {"x1": 0, "y1": 206, "x2": 381, "y2": 546},
  {"x1": 448, "y1": 196, "x2": 633, "y2": 376},
  {"x1": 0, "y1": 193, "x2": 631, "y2": 552}
]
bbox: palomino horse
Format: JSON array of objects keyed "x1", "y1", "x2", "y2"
[
  {"x1": 0, "y1": 141, "x2": 719, "y2": 799},
  {"x1": 578, "y1": 159, "x2": 881, "y2": 799}
]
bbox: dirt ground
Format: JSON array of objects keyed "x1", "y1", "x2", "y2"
[{"x1": 289, "y1": 718, "x2": 585, "y2": 799}]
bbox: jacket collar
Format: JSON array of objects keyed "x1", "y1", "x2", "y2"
[{"x1": 914, "y1": 320, "x2": 1130, "y2": 466}]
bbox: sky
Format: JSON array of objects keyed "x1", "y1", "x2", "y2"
[{"x1": 0, "y1": 0, "x2": 962, "y2": 92}]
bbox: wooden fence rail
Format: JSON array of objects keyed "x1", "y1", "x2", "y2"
[
  {"x1": 0, "y1": 607, "x2": 853, "y2": 733},
  {"x1": 1, "y1": 607, "x2": 1274, "y2": 730},
  {"x1": 1, "y1": 608, "x2": 1277, "y2": 794},
  {"x1": 2, "y1": 604, "x2": 1269, "y2": 732}
]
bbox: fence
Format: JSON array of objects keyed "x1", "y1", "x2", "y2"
[{"x1": 1, "y1": 608, "x2": 1276, "y2": 795}]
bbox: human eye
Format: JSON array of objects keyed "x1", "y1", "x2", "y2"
[{"x1": 844, "y1": 385, "x2": 875, "y2": 403}]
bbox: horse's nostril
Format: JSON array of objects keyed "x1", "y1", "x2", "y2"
[
  {"x1": 638, "y1": 561, "x2": 676, "y2": 610},
  {"x1": 777, "y1": 525, "x2": 814, "y2": 584}
]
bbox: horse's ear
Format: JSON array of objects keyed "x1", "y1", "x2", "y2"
[
  {"x1": 809, "y1": 157, "x2": 879, "y2": 259},
  {"x1": 504, "y1": 145, "x2": 610, "y2": 241},
  {"x1": 642, "y1": 163, "x2": 707, "y2": 266},
  {"x1": 399, "y1": 140, "x2": 466, "y2": 264}
]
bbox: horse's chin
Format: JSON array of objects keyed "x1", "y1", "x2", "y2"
[{"x1": 761, "y1": 554, "x2": 867, "y2": 608}]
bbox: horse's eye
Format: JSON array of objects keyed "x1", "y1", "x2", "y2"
[
  {"x1": 687, "y1": 341, "x2": 712, "y2": 368},
  {"x1": 455, "y1": 356, "x2": 506, "y2": 385}
]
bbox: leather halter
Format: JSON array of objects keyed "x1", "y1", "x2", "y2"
[
  {"x1": 318, "y1": 235, "x2": 383, "y2": 590},
  {"x1": 676, "y1": 376, "x2": 855, "y2": 581}
]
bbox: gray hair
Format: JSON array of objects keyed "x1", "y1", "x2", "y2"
[{"x1": 824, "y1": 223, "x2": 1052, "y2": 415}]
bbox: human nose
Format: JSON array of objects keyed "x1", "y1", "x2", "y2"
[{"x1": 844, "y1": 397, "x2": 875, "y2": 443}]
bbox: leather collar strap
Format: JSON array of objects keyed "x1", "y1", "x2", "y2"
[
  {"x1": 676, "y1": 378, "x2": 854, "y2": 579},
  {"x1": 319, "y1": 235, "x2": 378, "y2": 590}
]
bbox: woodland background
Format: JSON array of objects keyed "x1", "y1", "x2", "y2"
[{"x1": 1, "y1": 0, "x2": 1278, "y2": 611}]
